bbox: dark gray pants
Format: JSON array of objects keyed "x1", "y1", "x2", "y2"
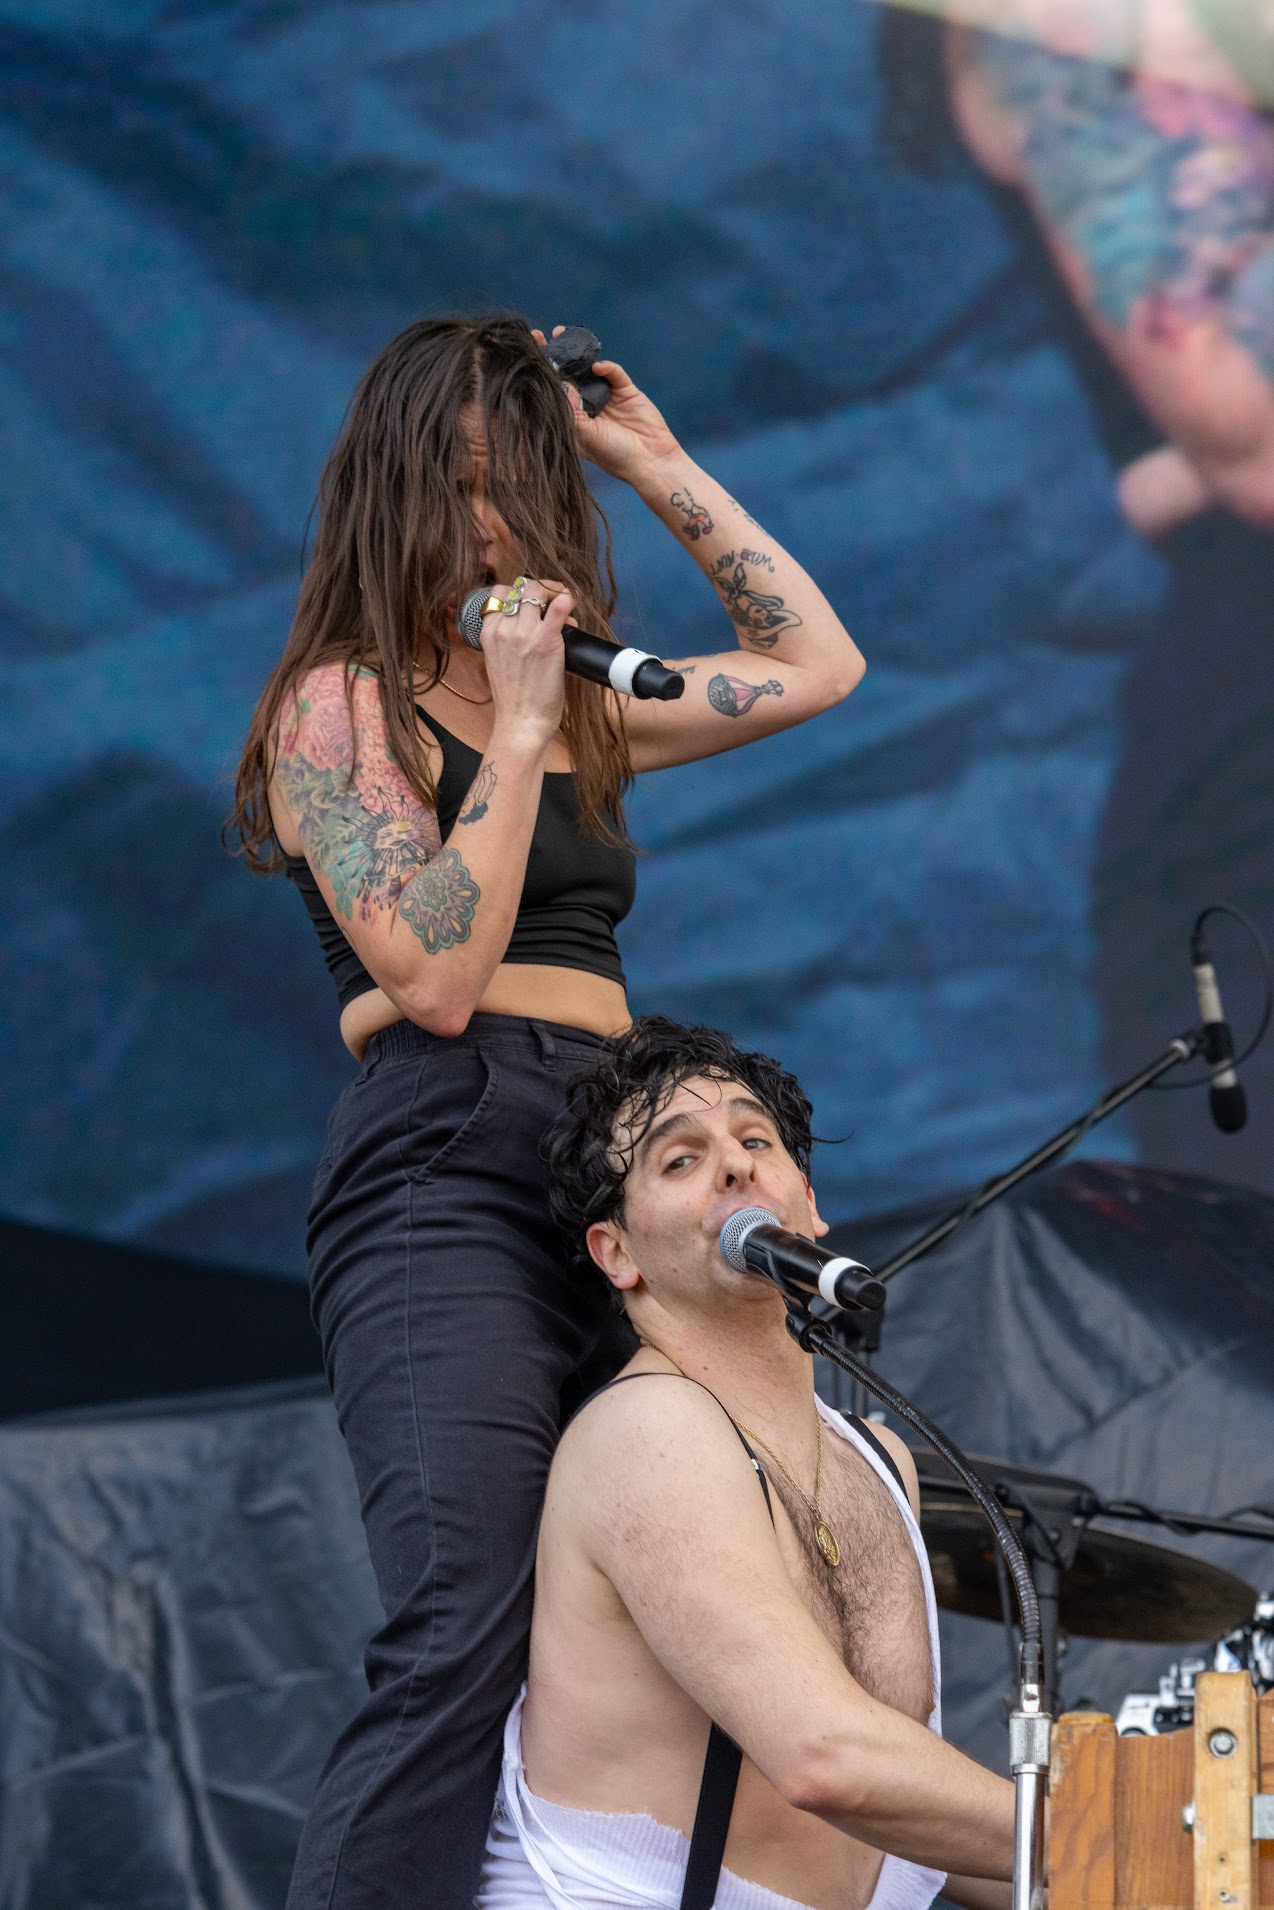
[{"x1": 286, "y1": 1015, "x2": 635, "y2": 1910}]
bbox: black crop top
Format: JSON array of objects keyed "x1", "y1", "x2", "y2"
[{"x1": 283, "y1": 707, "x2": 636, "y2": 1008}]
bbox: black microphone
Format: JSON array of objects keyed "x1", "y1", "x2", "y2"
[
  {"x1": 457, "y1": 589, "x2": 685, "y2": 701},
  {"x1": 1191, "y1": 925, "x2": 1247, "y2": 1133},
  {"x1": 718, "y1": 1207, "x2": 886, "y2": 1314}
]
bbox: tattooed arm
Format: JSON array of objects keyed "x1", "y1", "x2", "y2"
[
  {"x1": 947, "y1": 20, "x2": 1274, "y2": 533},
  {"x1": 548, "y1": 343, "x2": 865, "y2": 773},
  {"x1": 270, "y1": 664, "x2": 546, "y2": 1037},
  {"x1": 626, "y1": 448, "x2": 865, "y2": 770}
]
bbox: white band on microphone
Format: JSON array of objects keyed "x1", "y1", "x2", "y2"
[
  {"x1": 817, "y1": 1257, "x2": 865, "y2": 1306},
  {"x1": 1193, "y1": 962, "x2": 1224, "y2": 1025},
  {"x1": 607, "y1": 647, "x2": 649, "y2": 696}
]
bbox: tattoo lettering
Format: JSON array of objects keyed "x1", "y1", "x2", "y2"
[
  {"x1": 709, "y1": 549, "x2": 802, "y2": 645},
  {"x1": 457, "y1": 761, "x2": 497, "y2": 825},
  {"x1": 667, "y1": 661, "x2": 697, "y2": 675},
  {"x1": 276, "y1": 674, "x2": 442, "y2": 922},
  {"x1": 398, "y1": 847, "x2": 480, "y2": 953},
  {"x1": 724, "y1": 492, "x2": 763, "y2": 529},
  {"x1": 669, "y1": 487, "x2": 715, "y2": 540},
  {"x1": 707, "y1": 673, "x2": 784, "y2": 718}
]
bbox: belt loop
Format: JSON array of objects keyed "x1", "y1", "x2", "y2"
[{"x1": 532, "y1": 1019, "x2": 557, "y2": 1067}]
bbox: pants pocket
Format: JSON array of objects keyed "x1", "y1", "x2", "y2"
[{"x1": 402, "y1": 1048, "x2": 500, "y2": 1183}]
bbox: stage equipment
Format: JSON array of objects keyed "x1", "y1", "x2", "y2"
[
  {"x1": 867, "y1": 906, "x2": 1271, "y2": 1293},
  {"x1": 542, "y1": 324, "x2": 612, "y2": 416},
  {"x1": 718, "y1": 1213, "x2": 1050, "y2": 1910},
  {"x1": 816, "y1": 907, "x2": 1271, "y2": 1446},
  {"x1": 1116, "y1": 1595, "x2": 1274, "y2": 1737},
  {"x1": 457, "y1": 587, "x2": 686, "y2": 700},
  {"x1": 1048, "y1": 1674, "x2": 1274, "y2": 1908},
  {"x1": 908, "y1": 1443, "x2": 1262, "y2": 1720},
  {"x1": 1191, "y1": 906, "x2": 1258, "y2": 1131}
]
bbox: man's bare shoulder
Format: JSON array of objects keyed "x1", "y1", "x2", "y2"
[
  {"x1": 551, "y1": 1366, "x2": 775, "y2": 1552},
  {"x1": 558, "y1": 1366, "x2": 741, "y2": 1476}
]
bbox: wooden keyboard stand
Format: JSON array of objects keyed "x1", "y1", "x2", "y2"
[{"x1": 1049, "y1": 1674, "x2": 1274, "y2": 1908}]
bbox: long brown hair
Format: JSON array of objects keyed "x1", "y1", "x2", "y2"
[{"x1": 229, "y1": 313, "x2": 631, "y2": 870}]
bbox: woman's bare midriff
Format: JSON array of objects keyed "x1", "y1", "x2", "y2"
[{"x1": 340, "y1": 965, "x2": 631, "y2": 1060}]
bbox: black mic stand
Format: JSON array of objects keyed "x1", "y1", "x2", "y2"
[
  {"x1": 821, "y1": 1024, "x2": 1209, "y2": 1412},
  {"x1": 773, "y1": 1289, "x2": 1048, "y2": 1910}
]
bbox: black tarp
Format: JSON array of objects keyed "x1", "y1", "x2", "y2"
[
  {"x1": 2, "y1": 1161, "x2": 1273, "y2": 1904},
  {"x1": 0, "y1": 1379, "x2": 378, "y2": 1910}
]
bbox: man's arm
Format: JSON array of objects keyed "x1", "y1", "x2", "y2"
[
  {"x1": 944, "y1": 1876, "x2": 1014, "y2": 1910},
  {"x1": 565, "y1": 1377, "x2": 1015, "y2": 1881}
]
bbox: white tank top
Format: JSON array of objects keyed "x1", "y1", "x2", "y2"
[{"x1": 476, "y1": 1399, "x2": 947, "y2": 1910}]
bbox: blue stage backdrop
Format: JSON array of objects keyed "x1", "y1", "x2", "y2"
[{"x1": 1, "y1": 0, "x2": 1270, "y2": 1276}]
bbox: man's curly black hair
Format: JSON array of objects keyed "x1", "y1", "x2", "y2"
[{"x1": 543, "y1": 1015, "x2": 815, "y2": 1255}]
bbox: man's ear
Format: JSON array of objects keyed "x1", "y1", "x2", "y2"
[
  {"x1": 803, "y1": 1176, "x2": 830, "y2": 1240},
  {"x1": 585, "y1": 1219, "x2": 643, "y2": 1295}
]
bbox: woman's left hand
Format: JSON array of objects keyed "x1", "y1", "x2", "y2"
[{"x1": 533, "y1": 327, "x2": 681, "y2": 485}]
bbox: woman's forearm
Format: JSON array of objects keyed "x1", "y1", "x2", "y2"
[{"x1": 632, "y1": 453, "x2": 864, "y2": 687}]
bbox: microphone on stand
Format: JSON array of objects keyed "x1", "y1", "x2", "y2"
[
  {"x1": 1191, "y1": 923, "x2": 1248, "y2": 1133},
  {"x1": 718, "y1": 1207, "x2": 885, "y2": 1314},
  {"x1": 457, "y1": 589, "x2": 685, "y2": 701}
]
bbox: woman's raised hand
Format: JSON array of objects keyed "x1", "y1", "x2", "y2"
[
  {"x1": 479, "y1": 578, "x2": 574, "y2": 750},
  {"x1": 533, "y1": 326, "x2": 680, "y2": 485}
]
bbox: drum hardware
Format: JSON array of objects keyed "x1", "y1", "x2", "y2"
[
  {"x1": 910, "y1": 1445, "x2": 1265, "y2": 1719},
  {"x1": 1116, "y1": 1594, "x2": 1274, "y2": 1737}
]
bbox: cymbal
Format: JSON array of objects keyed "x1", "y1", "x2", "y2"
[{"x1": 910, "y1": 1449, "x2": 1256, "y2": 1643}]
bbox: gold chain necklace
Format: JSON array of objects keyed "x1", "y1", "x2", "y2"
[
  {"x1": 735, "y1": 1413, "x2": 842, "y2": 1568},
  {"x1": 438, "y1": 671, "x2": 493, "y2": 707}
]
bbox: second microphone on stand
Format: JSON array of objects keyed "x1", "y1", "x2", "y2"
[{"x1": 457, "y1": 588, "x2": 685, "y2": 702}]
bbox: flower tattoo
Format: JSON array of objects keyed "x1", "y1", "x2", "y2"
[{"x1": 398, "y1": 848, "x2": 480, "y2": 954}]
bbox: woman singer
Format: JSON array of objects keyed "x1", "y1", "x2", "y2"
[{"x1": 229, "y1": 314, "x2": 865, "y2": 1910}]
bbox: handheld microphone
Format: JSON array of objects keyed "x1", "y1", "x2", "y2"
[
  {"x1": 457, "y1": 589, "x2": 685, "y2": 701},
  {"x1": 1191, "y1": 925, "x2": 1247, "y2": 1133},
  {"x1": 718, "y1": 1207, "x2": 885, "y2": 1314}
]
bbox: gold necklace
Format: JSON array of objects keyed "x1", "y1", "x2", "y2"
[
  {"x1": 438, "y1": 671, "x2": 492, "y2": 707},
  {"x1": 735, "y1": 1413, "x2": 842, "y2": 1568}
]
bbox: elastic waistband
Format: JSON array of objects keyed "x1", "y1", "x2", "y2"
[{"x1": 365, "y1": 1013, "x2": 613, "y2": 1068}]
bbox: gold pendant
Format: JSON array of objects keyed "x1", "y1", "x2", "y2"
[{"x1": 815, "y1": 1518, "x2": 841, "y2": 1568}]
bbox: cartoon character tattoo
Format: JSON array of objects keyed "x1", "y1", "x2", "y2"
[
  {"x1": 670, "y1": 487, "x2": 715, "y2": 540},
  {"x1": 711, "y1": 555, "x2": 803, "y2": 647},
  {"x1": 707, "y1": 673, "x2": 784, "y2": 717},
  {"x1": 457, "y1": 761, "x2": 497, "y2": 825}
]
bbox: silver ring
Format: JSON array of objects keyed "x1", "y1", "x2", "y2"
[{"x1": 520, "y1": 594, "x2": 548, "y2": 610}]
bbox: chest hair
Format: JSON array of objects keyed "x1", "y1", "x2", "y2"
[{"x1": 761, "y1": 1438, "x2": 933, "y2": 1723}]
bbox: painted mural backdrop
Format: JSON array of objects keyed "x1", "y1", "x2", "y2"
[{"x1": 2, "y1": 0, "x2": 1270, "y2": 1276}]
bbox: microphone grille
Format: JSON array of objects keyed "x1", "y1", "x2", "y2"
[
  {"x1": 719, "y1": 1206, "x2": 779, "y2": 1271},
  {"x1": 457, "y1": 588, "x2": 489, "y2": 649}
]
